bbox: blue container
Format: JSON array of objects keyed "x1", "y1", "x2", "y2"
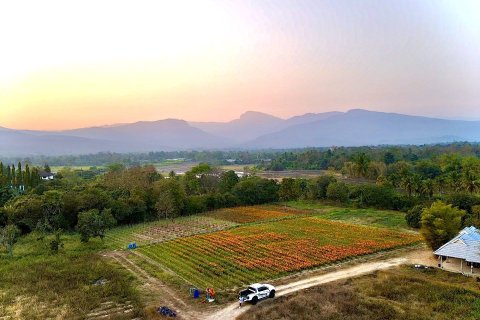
[
  {"x1": 193, "y1": 289, "x2": 200, "y2": 299},
  {"x1": 128, "y1": 242, "x2": 137, "y2": 249}
]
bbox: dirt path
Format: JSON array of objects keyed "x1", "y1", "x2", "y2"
[
  {"x1": 205, "y1": 256, "x2": 408, "y2": 320},
  {"x1": 104, "y1": 251, "x2": 202, "y2": 320},
  {"x1": 106, "y1": 248, "x2": 434, "y2": 320}
]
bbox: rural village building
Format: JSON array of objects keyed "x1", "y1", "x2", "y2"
[
  {"x1": 38, "y1": 171, "x2": 54, "y2": 180},
  {"x1": 434, "y1": 226, "x2": 480, "y2": 274}
]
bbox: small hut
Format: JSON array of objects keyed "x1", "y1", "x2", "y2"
[{"x1": 434, "y1": 226, "x2": 480, "y2": 274}]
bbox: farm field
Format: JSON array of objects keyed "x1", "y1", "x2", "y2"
[
  {"x1": 50, "y1": 165, "x2": 105, "y2": 172},
  {"x1": 105, "y1": 205, "x2": 317, "y2": 249},
  {"x1": 286, "y1": 200, "x2": 410, "y2": 229},
  {"x1": 203, "y1": 205, "x2": 312, "y2": 224},
  {"x1": 238, "y1": 265, "x2": 480, "y2": 320},
  {"x1": 139, "y1": 217, "x2": 421, "y2": 290},
  {"x1": 105, "y1": 216, "x2": 237, "y2": 249}
]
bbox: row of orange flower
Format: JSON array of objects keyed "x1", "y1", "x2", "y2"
[{"x1": 140, "y1": 217, "x2": 421, "y2": 288}]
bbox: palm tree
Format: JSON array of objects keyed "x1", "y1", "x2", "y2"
[
  {"x1": 353, "y1": 153, "x2": 371, "y2": 178},
  {"x1": 400, "y1": 173, "x2": 420, "y2": 197},
  {"x1": 461, "y1": 170, "x2": 479, "y2": 194},
  {"x1": 419, "y1": 179, "x2": 435, "y2": 199}
]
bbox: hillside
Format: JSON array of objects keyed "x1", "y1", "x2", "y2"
[
  {"x1": 0, "y1": 119, "x2": 228, "y2": 155},
  {"x1": 190, "y1": 111, "x2": 342, "y2": 143},
  {"x1": 1, "y1": 109, "x2": 480, "y2": 156},
  {"x1": 246, "y1": 109, "x2": 480, "y2": 148}
]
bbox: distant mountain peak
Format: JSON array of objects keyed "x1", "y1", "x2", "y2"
[
  {"x1": 3, "y1": 109, "x2": 480, "y2": 156},
  {"x1": 346, "y1": 108, "x2": 370, "y2": 114},
  {"x1": 239, "y1": 111, "x2": 282, "y2": 121}
]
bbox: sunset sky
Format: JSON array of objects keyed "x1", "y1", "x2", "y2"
[{"x1": 1, "y1": 0, "x2": 479, "y2": 130}]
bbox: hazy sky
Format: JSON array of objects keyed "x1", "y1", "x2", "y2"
[{"x1": 1, "y1": 0, "x2": 479, "y2": 130}]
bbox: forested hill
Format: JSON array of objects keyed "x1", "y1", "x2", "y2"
[
  {"x1": 1, "y1": 109, "x2": 480, "y2": 156},
  {"x1": 246, "y1": 109, "x2": 480, "y2": 148}
]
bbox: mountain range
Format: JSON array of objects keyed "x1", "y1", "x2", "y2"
[{"x1": 1, "y1": 109, "x2": 480, "y2": 156}]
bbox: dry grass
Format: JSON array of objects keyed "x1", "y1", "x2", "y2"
[
  {"x1": 0, "y1": 233, "x2": 142, "y2": 319},
  {"x1": 238, "y1": 265, "x2": 480, "y2": 320}
]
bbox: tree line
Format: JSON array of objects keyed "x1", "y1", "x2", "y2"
[
  {"x1": 0, "y1": 163, "x2": 280, "y2": 255},
  {"x1": 0, "y1": 162, "x2": 44, "y2": 190},
  {"x1": 1, "y1": 148, "x2": 479, "y2": 256},
  {"x1": 5, "y1": 143, "x2": 479, "y2": 169}
]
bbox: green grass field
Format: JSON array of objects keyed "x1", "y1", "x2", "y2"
[
  {"x1": 317, "y1": 208, "x2": 409, "y2": 229},
  {"x1": 0, "y1": 233, "x2": 141, "y2": 319},
  {"x1": 50, "y1": 165, "x2": 104, "y2": 172},
  {"x1": 286, "y1": 200, "x2": 410, "y2": 229}
]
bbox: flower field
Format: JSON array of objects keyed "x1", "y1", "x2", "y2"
[
  {"x1": 139, "y1": 217, "x2": 421, "y2": 289},
  {"x1": 104, "y1": 216, "x2": 237, "y2": 249},
  {"x1": 204, "y1": 205, "x2": 311, "y2": 224}
]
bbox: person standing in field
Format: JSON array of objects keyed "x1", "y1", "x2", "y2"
[{"x1": 239, "y1": 296, "x2": 244, "y2": 308}]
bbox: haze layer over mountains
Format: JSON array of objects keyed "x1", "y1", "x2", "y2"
[{"x1": 1, "y1": 109, "x2": 480, "y2": 156}]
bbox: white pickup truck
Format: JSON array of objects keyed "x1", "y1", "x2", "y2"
[{"x1": 239, "y1": 283, "x2": 276, "y2": 305}]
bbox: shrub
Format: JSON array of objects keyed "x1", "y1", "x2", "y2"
[
  {"x1": 463, "y1": 205, "x2": 480, "y2": 228},
  {"x1": 405, "y1": 205, "x2": 423, "y2": 228},
  {"x1": 0, "y1": 224, "x2": 20, "y2": 257},
  {"x1": 233, "y1": 177, "x2": 279, "y2": 205},
  {"x1": 184, "y1": 195, "x2": 208, "y2": 214},
  {"x1": 279, "y1": 178, "x2": 302, "y2": 201},
  {"x1": 76, "y1": 209, "x2": 116, "y2": 243},
  {"x1": 326, "y1": 182, "x2": 349, "y2": 203},
  {"x1": 349, "y1": 184, "x2": 396, "y2": 209},
  {"x1": 446, "y1": 192, "x2": 480, "y2": 214},
  {"x1": 391, "y1": 194, "x2": 418, "y2": 212},
  {"x1": 306, "y1": 176, "x2": 337, "y2": 200}
]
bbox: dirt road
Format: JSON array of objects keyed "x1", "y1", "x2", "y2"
[
  {"x1": 108, "y1": 248, "x2": 432, "y2": 320},
  {"x1": 205, "y1": 256, "x2": 408, "y2": 320}
]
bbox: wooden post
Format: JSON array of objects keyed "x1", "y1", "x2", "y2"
[
  {"x1": 461, "y1": 259, "x2": 463, "y2": 273},
  {"x1": 471, "y1": 263, "x2": 474, "y2": 274}
]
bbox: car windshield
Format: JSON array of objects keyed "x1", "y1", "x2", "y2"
[{"x1": 247, "y1": 287, "x2": 256, "y2": 292}]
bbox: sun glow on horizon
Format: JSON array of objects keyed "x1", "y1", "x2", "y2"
[
  {"x1": 1, "y1": 0, "x2": 479, "y2": 130},
  {"x1": 0, "y1": 0, "x2": 266, "y2": 129}
]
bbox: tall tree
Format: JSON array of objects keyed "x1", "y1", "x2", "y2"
[
  {"x1": 30, "y1": 167, "x2": 41, "y2": 187},
  {"x1": 17, "y1": 162, "x2": 23, "y2": 187},
  {"x1": 24, "y1": 164, "x2": 31, "y2": 188},
  {"x1": 39, "y1": 190, "x2": 65, "y2": 253},
  {"x1": 383, "y1": 152, "x2": 396, "y2": 165},
  {"x1": 218, "y1": 170, "x2": 239, "y2": 193},
  {"x1": 11, "y1": 164, "x2": 16, "y2": 186},
  {"x1": 279, "y1": 178, "x2": 301, "y2": 201},
  {"x1": 352, "y1": 153, "x2": 371, "y2": 178},
  {"x1": 154, "y1": 179, "x2": 186, "y2": 219},
  {"x1": 76, "y1": 209, "x2": 116, "y2": 242},
  {"x1": 421, "y1": 201, "x2": 465, "y2": 250},
  {"x1": 0, "y1": 225, "x2": 21, "y2": 257},
  {"x1": 460, "y1": 157, "x2": 480, "y2": 193},
  {"x1": 6, "y1": 166, "x2": 11, "y2": 186}
]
